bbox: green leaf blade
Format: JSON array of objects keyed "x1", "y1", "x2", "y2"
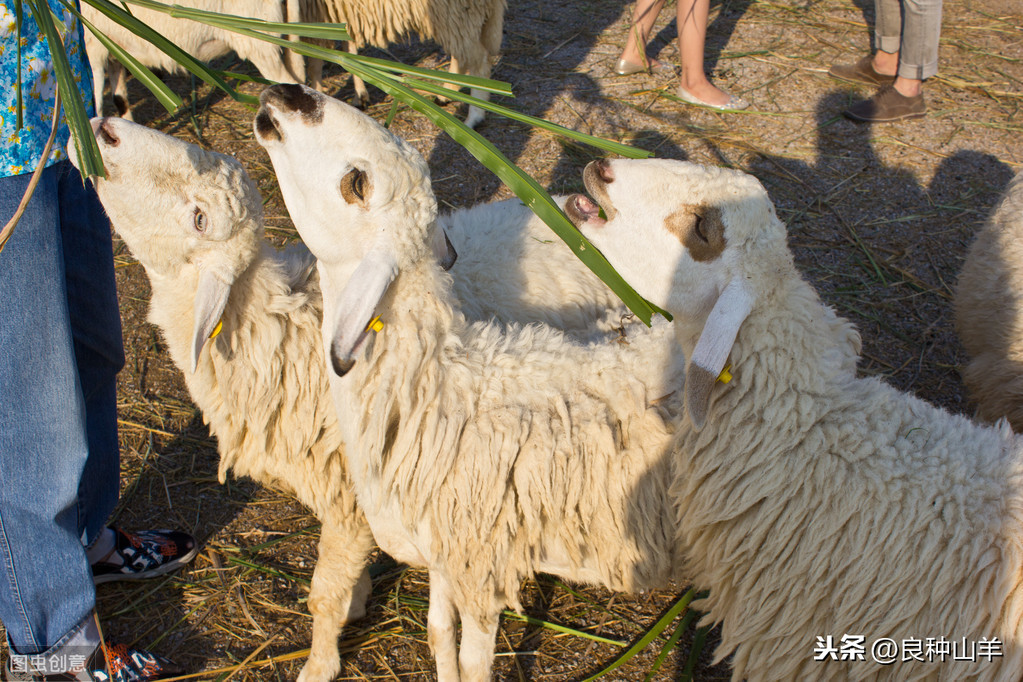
[{"x1": 29, "y1": 0, "x2": 104, "y2": 177}]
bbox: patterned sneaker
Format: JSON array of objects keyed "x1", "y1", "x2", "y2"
[
  {"x1": 4, "y1": 643, "x2": 181, "y2": 681},
  {"x1": 91, "y1": 528, "x2": 198, "y2": 585},
  {"x1": 92, "y1": 644, "x2": 182, "y2": 682}
]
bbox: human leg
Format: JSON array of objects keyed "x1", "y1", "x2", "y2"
[
  {"x1": 828, "y1": 0, "x2": 898, "y2": 85},
  {"x1": 674, "y1": 0, "x2": 748, "y2": 109},
  {"x1": 892, "y1": 0, "x2": 942, "y2": 88},
  {"x1": 840, "y1": 0, "x2": 931, "y2": 120},
  {"x1": 616, "y1": 0, "x2": 671, "y2": 74},
  {"x1": 0, "y1": 164, "x2": 99, "y2": 657},
  {"x1": 863, "y1": 0, "x2": 934, "y2": 97},
  {"x1": 57, "y1": 162, "x2": 124, "y2": 550}
]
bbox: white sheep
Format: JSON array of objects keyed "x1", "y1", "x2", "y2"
[
  {"x1": 955, "y1": 170, "x2": 1023, "y2": 431},
  {"x1": 292, "y1": 0, "x2": 505, "y2": 128},
  {"x1": 255, "y1": 83, "x2": 691, "y2": 681},
  {"x1": 75, "y1": 113, "x2": 647, "y2": 681},
  {"x1": 82, "y1": 0, "x2": 303, "y2": 120},
  {"x1": 568, "y1": 157, "x2": 1023, "y2": 681}
]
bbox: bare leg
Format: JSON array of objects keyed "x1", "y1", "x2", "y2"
[
  {"x1": 618, "y1": 0, "x2": 667, "y2": 68},
  {"x1": 676, "y1": 0, "x2": 731, "y2": 106},
  {"x1": 296, "y1": 516, "x2": 374, "y2": 682},
  {"x1": 871, "y1": 50, "x2": 922, "y2": 96},
  {"x1": 427, "y1": 571, "x2": 461, "y2": 682}
]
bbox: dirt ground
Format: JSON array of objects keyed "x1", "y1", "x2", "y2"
[{"x1": 9, "y1": 0, "x2": 1022, "y2": 678}]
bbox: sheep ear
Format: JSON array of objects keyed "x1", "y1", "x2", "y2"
[
  {"x1": 685, "y1": 278, "x2": 753, "y2": 430},
  {"x1": 329, "y1": 247, "x2": 398, "y2": 377},
  {"x1": 431, "y1": 226, "x2": 457, "y2": 271},
  {"x1": 191, "y1": 270, "x2": 232, "y2": 373}
]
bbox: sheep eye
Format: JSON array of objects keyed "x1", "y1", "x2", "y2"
[
  {"x1": 693, "y1": 214, "x2": 709, "y2": 243},
  {"x1": 341, "y1": 168, "x2": 368, "y2": 204},
  {"x1": 193, "y1": 208, "x2": 208, "y2": 233}
]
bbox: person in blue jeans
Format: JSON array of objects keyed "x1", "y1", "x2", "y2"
[{"x1": 0, "y1": 2, "x2": 197, "y2": 679}]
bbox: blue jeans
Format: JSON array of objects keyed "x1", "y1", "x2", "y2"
[{"x1": 0, "y1": 160, "x2": 123, "y2": 656}]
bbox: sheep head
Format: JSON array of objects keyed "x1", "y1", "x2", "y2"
[
  {"x1": 71, "y1": 117, "x2": 265, "y2": 371},
  {"x1": 565, "y1": 158, "x2": 785, "y2": 428},
  {"x1": 254, "y1": 84, "x2": 456, "y2": 377}
]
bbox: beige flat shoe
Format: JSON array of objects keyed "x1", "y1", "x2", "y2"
[
  {"x1": 676, "y1": 85, "x2": 749, "y2": 111},
  {"x1": 614, "y1": 57, "x2": 676, "y2": 76}
]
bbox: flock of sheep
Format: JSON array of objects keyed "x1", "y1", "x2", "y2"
[{"x1": 76, "y1": 3, "x2": 1023, "y2": 681}]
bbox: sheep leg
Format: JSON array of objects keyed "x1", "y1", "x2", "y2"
[
  {"x1": 445, "y1": 54, "x2": 490, "y2": 129},
  {"x1": 109, "y1": 60, "x2": 132, "y2": 121},
  {"x1": 345, "y1": 42, "x2": 370, "y2": 108},
  {"x1": 308, "y1": 57, "x2": 325, "y2": 92},
  {"x1": 250, "y1": 47, "x2": 303, "y2": 86},
  {"x1": 296, "y1": 516, "x2": 375, "y2": 682},
  {"x1": 283, "y1": 0, "x2": 307, "y2": 84},
  {"x1": 89, "y1": 57, "x2": 106, "y2": 117},
  {"x1": 427, "y1": 570, "x2": 461, "y2": 682},
  {"x1": 458, "y1": 608, "x2": 500, "y2": 682}
]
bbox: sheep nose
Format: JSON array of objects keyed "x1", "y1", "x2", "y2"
[
  {"x1": 331, "y1": 351, "x2": 355, "y2": 377},
  {"x1": 594, "y1": 158, "x2": 615, "y2": 183},
  {"x1": 93, "y1": 118, "x2": 119, "y2": 147},
  {"x1": 254, "y1": 107, "x2": 282, "y2": 143}
]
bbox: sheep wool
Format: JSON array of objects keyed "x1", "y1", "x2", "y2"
[
  {"x1": 294, "y1": 0, "x2": 505, "y2": 127},
  {"x1": 571, "y1": 157, "x2": 1023, "y2": 682},
  {"x1": 955, "y1": 169, "x2": 1023, "y2": 431}
]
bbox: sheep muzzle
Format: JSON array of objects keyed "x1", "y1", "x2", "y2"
[
  {"x1": 581, "y1": 161, "x2": 618, "y2": 221},
  {"x1": 259, "y1": 84, "x2": 324, "y2": 124},
  {"x1": 331, "y1": 349, "x2": 355, "y2": 377},
  {"x1": 93, "y1": 118, "x2": 120, "y2": 147}
]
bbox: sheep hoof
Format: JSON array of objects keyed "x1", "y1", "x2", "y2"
[
  {"x1": 296, "y1": 653, "x2": 341, "y2": 682},
  {"x1": 463, "y1": 107, "x2": 485, "y2": 130}
]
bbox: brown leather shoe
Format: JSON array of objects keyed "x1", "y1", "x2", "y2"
[
  {"x1": 843, "y1": 83, "x2": 926, "y2": 122},
  {"x1": 829, "y1": 55, "x2": 896, "y2": 87}
]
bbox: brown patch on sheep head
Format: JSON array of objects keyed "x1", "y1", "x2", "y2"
[
  {"x1": 255, "y1": 84, "x2": 324, "y2": 143},
  {"x1": 665, "y1": 205, "x2": 726, "y2": 262}
]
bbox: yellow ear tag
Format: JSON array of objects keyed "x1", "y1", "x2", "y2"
[
  {"x1": 717, "y1": 364, "x2": 733, "y2": 384},
  {"x1": 208, "y1": 320, "x2": 223, "y2": 340},
  {"x1": 366, "y1": 316, "x2": 384, "y2": 333}
]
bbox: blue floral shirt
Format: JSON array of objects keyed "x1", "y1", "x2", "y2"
[{"x1": 0, "y1": 0, "x2": 94, "y2": 178}]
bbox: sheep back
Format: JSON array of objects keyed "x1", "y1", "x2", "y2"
[
  {"x1": 955, "y1": 170, "x2": 1023, "y2": 430},
  {"x1": 441, "y1": 196, "x2": 625, "y2": 333},
  {"x1": 673, "y1": 275, "x2": 1023, "y2": 682}
]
